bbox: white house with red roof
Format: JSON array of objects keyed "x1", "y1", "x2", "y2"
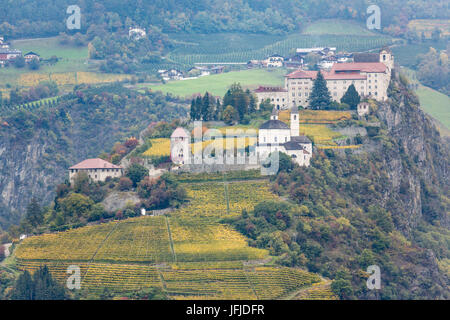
[
  {"x1": 69, "y1": 158, "x2": 123, "y2": 182},
  {"x1": 256, "y1": 48, "x2": 393, "y2": 109}
]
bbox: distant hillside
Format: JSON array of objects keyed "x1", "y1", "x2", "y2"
[
  {"x1": 0, "y1": 84, "x2": 187, "y2": 228},
  {"x1": 1, "y1": 0, "x2": 448, "y2": 38}
]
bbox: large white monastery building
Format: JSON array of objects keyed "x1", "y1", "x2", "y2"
[
  {"x1": 257, "y1": 107, "x2": 312, "y2": 166},
  {"x1": 254, "y1": 48, "x2": 394, "y2": 109}
]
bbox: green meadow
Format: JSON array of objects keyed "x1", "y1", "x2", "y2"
[
  {"x1": 144, "y1": 68, "x2": 285, "y2": 98},
  {"x1": 416, "y1": 85, "x2": 450, "y2": 131},
  {"x1": 303, "y1": 19, "x2": 376, "y2": 35}
]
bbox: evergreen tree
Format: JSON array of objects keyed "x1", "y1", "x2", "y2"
[
  {"x1": 247, "y1": 90, "x2": 257, "y2": 114},
  {"x1": 189, "y1": 99, "x2": 198, "y2": 120},
  {"x1": 33, "y1": 265, "x2": 66, "y2": 300},
  {"x1": 195, "y1": 96, "x2": 202, "y2": 120},
  {"x1": 11, "y1": 266, "x2": 66, "y2": 300},
  {"x1": 215, "y1": 98, "x2": 222, "y2": 121},
  {"x1": 222, "y1": 88, "x2": 233, "y2": 109},
  {"x1": 201, "y1": 92, "x2": 214, "y2": 121},
  {"x1": 235, "y1": 90, "x2": 249, "y2": 121},
  {"x1": 10, "y1": 270, "x2": 34, "y2": 300},
  {"x1": 309, "y1": 71, "x2": 331, "y2": 110},
  {"x1": 340, "y1": 84, "x2": 360, "y2": 109},
  {"x1": 25, "y1": 197, "x2": 43, "y2": 227}
]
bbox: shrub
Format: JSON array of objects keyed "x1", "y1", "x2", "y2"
[
  {"x1": 126, "y1": 163, "x2": 149, "y2": 187},
  {"x1": 118, "y1": 177, "x2": 133, "y2": 191}
]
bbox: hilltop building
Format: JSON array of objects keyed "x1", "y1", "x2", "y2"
[
  {"x1": 170, "y1": 127, "x2": 190, "y2": 165},
  {"x1": 357, "y1": 101, "x2": 370, "y2": 116},
  {"x1": 254, "y1": 48, "x2": 394, "y2": 109},
  {"x1": 254, "y1": 86, "x2": 288, "y2": 110},
  {"x1": 257, "y1": 107, "x2": 312, "y2": 166},
  {"x1": 69, "y1": 158, "x2": 123, "y2": 182}
]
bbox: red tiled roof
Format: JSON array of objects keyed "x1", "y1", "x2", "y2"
[
  {"x1": 285, "y1": 70, "x2": 318, "y2": 79},
  {"x1": 286, "y1": 69, "x2": 366, "y2": 80},
  {"x1": 69, "y1": 158, "x2": 123, "y2": 170},
  {"x1": 324, "y1": 72, "x2": 367, "y2": 80},
  {"x1": 171, "y1": 127, "x2": 189, "y2": 138},
  {"x1": 331, "y1": 62, "x2": 386, "y2": 73},
  {"x1": 254, "y1": 86, "x2": 287, "y2": 93}
]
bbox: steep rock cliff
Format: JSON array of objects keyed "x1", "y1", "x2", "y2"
[{"x1": 0, "y1": 85, "x2": 187, "y2": 227}]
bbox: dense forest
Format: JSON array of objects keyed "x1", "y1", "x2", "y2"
[{"x1": 0, "y1": 0, "x2": 448, "y2": 38}]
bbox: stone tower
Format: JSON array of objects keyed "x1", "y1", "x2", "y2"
[
  {"x1": 270, "y1": 108, "x2": 279, "y2": 120},
  {"x1": 170, "y1": 127, "x2": 190, "y2": 165},
  {"x1": 379, "y1": 47, "x2": 394, "y2": 73},
  {"x1": 290, "y1": 106, "x2": 299, "y2": 137}
]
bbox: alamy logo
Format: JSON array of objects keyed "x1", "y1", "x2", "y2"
[
  {"x1": 170, "y1": 121, "x2": 279, "y2": 175},
  {"x1": 66, "y1": 5, "x2": 81, "y2": 30},
  {"x1": 366, "y1": 265, "x2": 381, "y2": 290},
  {"x1": 366, "y1": 5, "x2": 381, "y2": 30},
  {"x1": 66, "y1": 265, "x2": 81, "y2": 290}
]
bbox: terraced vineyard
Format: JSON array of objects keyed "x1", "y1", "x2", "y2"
[
  {"x1": 14, "y1": 180, "x2": 325, "y2": 299},
  {"x1": 169, "y1": 34, "x2": 393, "y2": 65},
  {"x1": 279, "y1": 110, "x2": 352, "y2": 124},
  {"x1": 169, "y1": 217, "x2": 267, "y2": 262},
  {"x1": 175, "y1": 180, "x2": 278, "y2": 218},
  {"x1": 16, "y1": 259, "x2": 320, "y2": 299}
]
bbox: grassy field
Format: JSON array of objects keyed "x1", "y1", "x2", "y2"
[
  {"x1": 400, "y1": 67, "x2": 450, "y2": 133},
  {"x1": 0, "y1": 37, "x2": 129, "y2": 90},
  {"x1": 12, "y1": 37, "x2": 89, "y2": 71},
  {"x1": 145, "y1": 68, "x2": 285, "y2": 97},
  {"x1": 416, "y1": 85, "x2": 450, "y2": 130},
  {"x1": 303, "y1": 19, "x2": 376, "y2": 35}
]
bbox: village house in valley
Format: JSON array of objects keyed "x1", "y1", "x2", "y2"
[
  {"x1": 254, "y1": 48, "x2": 394, "y2": 109},
  {"x1": 69, "y1": 158, "x2": 123, "y2": 182},
  {"x1": 24, "y1": 51, "x2": 40, "y2": 63}
]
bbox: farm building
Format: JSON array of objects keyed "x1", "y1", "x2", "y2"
[
  {"x1": 24, "y1": 52, "x2": 40, "y2": 63},
  {"x1": 0, "y1": 49, "x2": 22, "y2": 65},
  {"x1": 158, "y1": 69, "x2": 184, "y2": 81},
  {"x1": 69, "y1": 158, "x2": 124, "y2": 182},
  {"x1": 264, "y1": 54, "x2": 284, "y2": 67}
]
